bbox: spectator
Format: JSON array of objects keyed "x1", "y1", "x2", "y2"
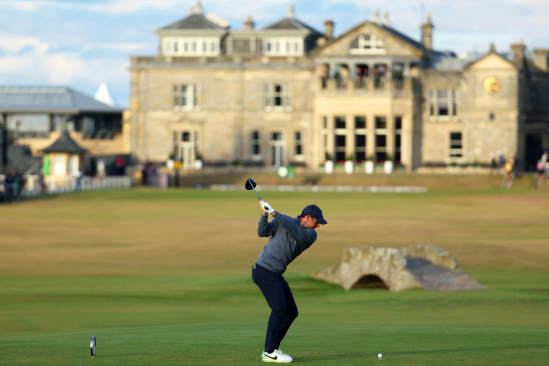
[
  {"x1": 116, "y1": 156, "x2": 126, "y2": 176},
  {"x1": 4, "y1": 170, "x2": 14, "y2": 203},
  {"x1": 533, "y1": 150, "x2": 548, "y2": 189},
  {"x1": 497, "y1": 150, "x2": 505, "y2": 173},
  {"x1": 74, "y1": 170, "x2": 82, "y2": 192},
  {"x1": 142, "y1": 163, "x2": 149, "y2": 186},
  {"x1": 501, "y1": 157, "x2": 515, "y2": 189},
  {"x1": 489, "y1": 152, "x2": 497, "y2": 175},
  {"x1": 38, "y1": 168, "x2": 46, "y2": 194}
]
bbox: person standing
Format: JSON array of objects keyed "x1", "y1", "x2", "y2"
[
  {"x1": 489, "y1": 152, "x2": 497, "y2": 175},
  {"x1": 252, "y1": 201, "x2": 327, "y2": 363},
  {"x1": 533, "y1": 150, "x2": 548, "y2": 189}
]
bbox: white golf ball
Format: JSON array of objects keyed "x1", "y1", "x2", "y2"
[{"x1": 378, "y1": 353, "x2": 383, "y2": 359}]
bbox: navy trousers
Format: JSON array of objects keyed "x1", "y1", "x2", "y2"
[{"x1": 252, "y1": 264, "x2": 299, "y2": 353}]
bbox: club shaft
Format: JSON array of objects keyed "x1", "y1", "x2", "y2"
[{"x1": 252, "y1": 187, "x2": 261, "y2": 201}]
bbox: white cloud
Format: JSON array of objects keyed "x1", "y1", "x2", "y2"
[
  {"x1": 0, "y1": 34, "x2": 52, "y2": 53},
  {"x1": 0, "y1": 34, "x2": 129, "y2": 104}
]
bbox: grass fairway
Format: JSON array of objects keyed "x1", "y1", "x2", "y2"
[{"x1": 1, "y1": 187, "x2": 548, "y2": 365}]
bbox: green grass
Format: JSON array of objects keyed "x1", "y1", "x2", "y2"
[{"x1": 1, "y1": 187, "x2": 548, "y2": 365}]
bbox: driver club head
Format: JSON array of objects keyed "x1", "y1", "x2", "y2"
[
  {"x1": 245, "y1": 177, "x2": 261, "y2": 200},
  {"x1": 245, "y1": 177, "x2": 257, "y2": 190}
]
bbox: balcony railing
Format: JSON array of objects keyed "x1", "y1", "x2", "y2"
[{"x1": 319, "y1": 77, "x2": 411, "y2": 93}]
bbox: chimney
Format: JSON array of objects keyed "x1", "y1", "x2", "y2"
[
  {"x1": 287, "y1": 3, "x2": 295, "y2": 19},
  {"x1": 372, "y1": 9, "x2": 380, "y2": 23},
  {"x1": 510, "y1": 38, "x2": 526, "y2": 65},
  {"x1": 194, "y1": 0, "x2": 204, "y2": 15},
  {"x1": 324, "y1": 20, "x2": 334, "y2": 39},
  {"x1": 533, "y1": 49, "x2": 549, "y2": 72},
  {"x1": 189, "y1": 6, "x2": 194, "y2": 15},
  {"x1": 383, "y1": 11, "x2": 390, "y2": 26},
  {"x1": 421, "y1": 12, "x2": 434, "y2": 50},
  {"x1": 243, "y1": 15, "x2": 255, "y2": 30}
]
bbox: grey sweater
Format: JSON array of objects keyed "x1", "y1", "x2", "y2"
[{"x1": 256, "y1": 212, "x2": 317, "y2": 274}]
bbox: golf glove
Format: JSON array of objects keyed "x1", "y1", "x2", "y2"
[{"x1": 260, "y1": 201, "x2": 276, "y2": 215}]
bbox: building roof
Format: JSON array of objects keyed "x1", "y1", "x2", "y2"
[
  {"x1": 0, "y1": 86, "x2": 123, "y2": 114},
  {"x1": 41, "y1": 132, "x2": 87, "y2": 154},
  {"x1": 424, "y1": 54, "x2": 468, "y2": 71},
  {"x1": 160, "y1": 13, "x2": 227, "y2": 30},
  {"x1": 263, "y1": 17, "x2": 322, "y2": 35},
  {"x1": 377, "y1": 24, "x2": 427, "y2": 52}
]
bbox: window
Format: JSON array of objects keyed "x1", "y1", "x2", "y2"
[
  {"x1": 355, "y1": 117, "x2": 367, "y2": 162},
  {"x1": 437, "y1": 89, "x2": 449, "y2": 116},
  {"x1": 174, "y1": 41, "x2": 178, "y2": 52},
  {"x1": 394, "y1": 117, "x2": 402, "y2": 163},
  {"x1": 251, "y1": 131, "x2": 261, "y2": 156},
  {"x1": 335, "y1": 135, "x2": 346, "y2": 162},
  {"x1": 375, "y1": 116, "x2": 387, "y2": 162},
  {"x1": 430, "y1": 88, "x2": 459, "y2": 118},
  {"x1": 355, "y1": 116, "x2": 366, "y2": 129},
  {"x1": 265, "y1": 84, "x2": 291, "y2": 109},
  {"x1": 85, "y1": 117, "x2": 95, "y2": 132},
  {"x1": 450, "y1": 132, "x2": 463, "y2": 158},
  {"x1": 295, "y1": 132, "x2": 303, "y2": 156},
  {"x1": 375, "y1": 117, "x2": 386, "y2": 129},
  {"x1": 335, "y1": 116, "x2": 346, "y2": 129},
  {"x1": 350, "y1": 34, "x2": 386, "y2": 54},
  {"x1": 173, "y1": 84, "x2": 200, "y2": 109},
  {"x1": 488, "y1": 112, "x2": 496, "y2": 121},
  {"x1": 263, "y1": 37, "x2": 302, "y2": 56}
]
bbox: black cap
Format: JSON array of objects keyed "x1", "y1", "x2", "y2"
[{"x1": 302, "y1": 204, "x2": 327, "y2": 225}]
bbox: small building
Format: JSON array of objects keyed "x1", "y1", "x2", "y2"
[
  {"x1": 41, "y1": 132, "x2": 86, "y2": 178},
  {"x1": 0, "y1": 86, "x2": 129, "y2": 174}
]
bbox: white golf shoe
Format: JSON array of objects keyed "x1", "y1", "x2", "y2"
[{"x1": 261, "y1": 349, "x2": 293, "y2": 363}]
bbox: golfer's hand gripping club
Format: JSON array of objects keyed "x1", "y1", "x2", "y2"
[{"x1": 259, "y1": 200, "x2": 276, "y2": 215}]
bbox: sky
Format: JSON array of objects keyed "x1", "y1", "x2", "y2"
[{"x1": 1, "y1": 0, "x2": 548, "y2": 107}]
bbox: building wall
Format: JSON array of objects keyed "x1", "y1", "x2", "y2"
[
  {"x1": 462, "y1": 54, "x2": 520, "y2": 163},
  {"x1": 130, "y1": 64, "x2": 315, "y2": 166}
]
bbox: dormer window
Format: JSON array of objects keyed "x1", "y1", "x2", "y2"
[
  {"x1": 264, "y1": 38, "x2": 303, "y2": 56},
  {"x1": 350, "y1": 34, "x2": 386, "y2": 55},
  {"x1": 163, "y1": 37, "x2": 220, "y2": 57}
]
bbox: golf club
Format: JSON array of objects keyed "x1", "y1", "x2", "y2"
[
  {"x1": 245, "y1": 177, "x2": 262, "y2": 200},
  {"x1": 245, "y1": 178, "x2": 273, "y2": 212},
  {"x1": 90, "y1": 336, "x2": 96, "y2": 358}
]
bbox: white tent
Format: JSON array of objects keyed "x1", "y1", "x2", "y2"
[{"x1": 94, "y1": 82, "x2": 116, "y2": 107}]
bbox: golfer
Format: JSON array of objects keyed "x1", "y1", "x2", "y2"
[{"x1": 252, "y1": 201, "x2": 327, "y2": 363}]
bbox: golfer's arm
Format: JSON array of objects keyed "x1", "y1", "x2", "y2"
[
  {"x1": 273, "y1": 212, "x2": 316, "y2": 247},
  {"x1": 257, "y1": 214, "x2": 278, "y2": 237}
]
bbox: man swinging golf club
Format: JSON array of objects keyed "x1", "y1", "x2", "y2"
[{"x1": 252, "y1": 200, "x2": 327, "y2": 363}]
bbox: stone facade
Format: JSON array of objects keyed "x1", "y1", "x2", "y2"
[{"x1": 129, "y1": 3, "x2": 549, "y2": 171}]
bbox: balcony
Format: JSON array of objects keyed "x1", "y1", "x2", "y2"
[{"x1": 318, "y1": 77, "x2": 412, "y2": 94}]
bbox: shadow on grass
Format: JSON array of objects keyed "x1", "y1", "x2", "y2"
[{"x1": 296, "y1": 344, "x2": 548, "y2": 362}]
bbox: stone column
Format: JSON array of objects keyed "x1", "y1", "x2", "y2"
[
  {"x1": 386, "y1": 111, "x2": 394, "y2": 162},
  {"x1": 367, "y1": 113, "x2": 376, "y2": 161},
  {"x1": 402, "y1": 104, "x2": 414, "y2": 171},
  {"x1": 347, "y1": 113, "x2": 355, "y2": 161},
  {"x1": 326, "y1": 114, "x2": 335, "y2": 161}
]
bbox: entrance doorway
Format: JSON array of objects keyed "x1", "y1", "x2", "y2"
[{"x1": 270, "y1": 132, "x2": 285, "y2": 167}]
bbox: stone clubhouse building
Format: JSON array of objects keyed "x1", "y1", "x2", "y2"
[{"x1": 128, "y1": 1, "x2": 549, "y2": 171}]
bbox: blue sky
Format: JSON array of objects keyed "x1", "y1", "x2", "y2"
[{"x1": 1, "y1": 0, "x2": 548, "y2": 107}]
